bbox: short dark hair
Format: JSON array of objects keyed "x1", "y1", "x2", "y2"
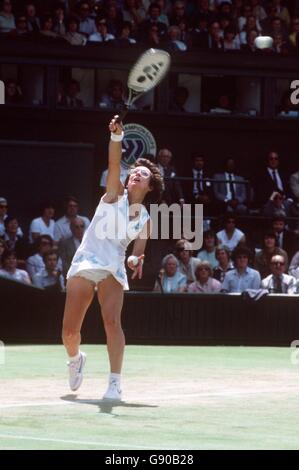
[
  {"x1": 231, "y1": 245, "x2": 252, "y2": 263},
  {"x1": 272, "y1": 215, "x2": 286, "y2": 223},
  {"x1": 2, "y1": 249, "x2": 17, "y2": 263},
  {"x1": 64, "y1": 195, "x2": 79, "y2": 206},
  {"x1": 43, "y1": 250, "x2": 57, "y2": 264},
  {"x1": 4, "y1": 216, "x2": 18, "y2": 229}
]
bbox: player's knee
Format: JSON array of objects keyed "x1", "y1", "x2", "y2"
[
  {"x1": 62, "y1": 326, "x2": 79, "y2": 343},
  {"x1": 102, "y1": 313, "x2": 121, "y2": 332}
]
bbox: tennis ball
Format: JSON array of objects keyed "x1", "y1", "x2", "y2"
[{"x1": 128, "y1": 255, "x2": 139, "y2": 266}]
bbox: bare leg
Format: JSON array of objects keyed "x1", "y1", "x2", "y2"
[
  {"x1": 97, "y1": 275, "x2": 125, "y2": 373},
  {"x1": 62, "y1": 277, "x2": 95, "y2": 357}
]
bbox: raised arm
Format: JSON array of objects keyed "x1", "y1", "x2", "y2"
[{"x1": 102, "y1": 116, "x2": 124, "y2": 203}]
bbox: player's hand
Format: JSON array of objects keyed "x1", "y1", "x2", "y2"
[
  {"x1": 131, "y1": 255, "x2": 145, "y2": 280},
  {"x1": 109, "y1": 115, "x2": 123, "y2": 135}
]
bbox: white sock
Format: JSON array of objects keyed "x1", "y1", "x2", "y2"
[
  {"x1": 109, "y1": 373, "x2": 121, "y2": 385},
  {"x1": 69, "y1": 351, "x2": 81, "y2": 362}
]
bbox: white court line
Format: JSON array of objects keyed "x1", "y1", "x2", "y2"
[
  {"x1": 0, "y1": 386, "x2": 297, "y2": 410},
  {"x1": 0, "y1": 434, "x2": 167, "y2": 450}
]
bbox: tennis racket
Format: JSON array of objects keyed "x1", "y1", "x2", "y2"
[{"x1": 117, "y1": 48, "x2": 171, "y2": 122}]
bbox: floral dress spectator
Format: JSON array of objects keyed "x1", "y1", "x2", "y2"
[{"x1": 153, "y1": 254, "x2": 187, "y2": 292}]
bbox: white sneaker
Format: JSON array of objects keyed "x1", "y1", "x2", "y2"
[
  {"x1": 102, "y1": 379, "x2": 122, "y2": 401},
  {"x1": 67, "y1": 352, "x2": 86, "y2": 391}
]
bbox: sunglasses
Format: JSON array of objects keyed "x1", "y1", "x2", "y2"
[
  {"x1": 129, "y1": 168, "x2": 151, "y2": 179},
  {"x1": 74, "y1": 225, "x2": 84, "y2": 229}
]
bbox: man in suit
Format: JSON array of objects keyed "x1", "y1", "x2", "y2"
[
  {"x1": 186, "y1": 153, "x2": 215, "y2": 215},
  {"x1": 213, "y1": 157, "x2": 248, "y2": 214},
  {"x1": 271, "y1": 215, "x2": 299, "y2": 260},
  {"x1": 156, "y1": 148, "x2": 185, "y2": 206},
  {"x1": 59, "y1": 216, "x2": 85, "y2": 278},
  {"x1": 255, "y1": 150, "x2": 289, "y2": 207}
]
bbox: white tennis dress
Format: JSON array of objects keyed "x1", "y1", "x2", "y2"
[{"x1": 67, "y1": 190, "x2": 149, "y2": 290}]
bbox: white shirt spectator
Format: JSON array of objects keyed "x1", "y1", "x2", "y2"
[
  {"x1": 0, "y1": 12, "x2": 15, "y2": 33},
  {"x1": 29, "y1": 217, "x2": 55, "y2": 243},
  {"x1": 221, "y1": 267, "x2": 261, "y2": 293},
  {"x1": 217, "y1": 228, "x2": 245, "y2": 252},
  {"x1": 32, "y1": 268, "x2": 65, "y2": 290},
  {"x1": 26, "y1": 253, "x2": 63, "y2": 280},
  {"x1": 54, "y1": 215, "x2": 90, "y2": 242},
  {"x1": 0, "y1": 268, "x2": 31, "y2": 285},
  {"x1": 261, "y1": 273, "x2": 297, "y2": 294},
  {"x1": 88, "y1": 31, "x2": 115, "y2": 42}
]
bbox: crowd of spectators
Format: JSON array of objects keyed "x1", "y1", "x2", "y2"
[
  {"x1": 1, "y1": 144, "x2": 299, "y2": 295},
  {"x1": 0, "y1": 0, "x2": 299, "y2": 55}
]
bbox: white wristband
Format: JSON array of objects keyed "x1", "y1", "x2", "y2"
[{"x1": 110, "y1": 131, "x2": 124, "y2": 142}]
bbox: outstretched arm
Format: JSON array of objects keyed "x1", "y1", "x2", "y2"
[{"x1": 103, "y1": 115, "x2": 124, "y2": 203}]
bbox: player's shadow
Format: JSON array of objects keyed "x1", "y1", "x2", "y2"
[{"x1": 61, "y1": 394, "x2": 158, "y2": 415}]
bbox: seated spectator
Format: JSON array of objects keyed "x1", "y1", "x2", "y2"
[
  {"x1": 213, "y1": 157, "x2": 248, "y2": 215},
  {"x1": 29, "y1": 201, "x2": 55, "y2": 243},
  {"x1": 116, "y1": 21, "x2": 137, "y2": 45},
  {"x1": 241, "y1": 29, "x2": 258, "y2": 52},
  {"x1": 188, "y1": 261, "x2": 222, "y2": 293},
  {"x1": 175, "y1": 239, "x2": 201, "y2": 284},
  {"x1": 59, "y1": 217, "x2": 85, "y2": 278},
  {"x1": 250, "y1": 0, "x2": 267, "y2": 22},
  {"x1": 25, "y1": 2, "x2": 40, "y2": 33},
  {"x1": 59, "y1": 79, "x2": 84, "y2": 108},
  {"x1": 3, "y1": 216, "x2": 28, "y2": 265},
  {"x1": 0, "y1": 0, "x2": 15, "y2": 34},
  {"x1": 0, "y1": 197, "x2": 23, "y2": 237},
  {"x1": 213, "y1": 245, "x2": 234, "y2": 282},
  {"x1": 164, "y1": 25, "x2": 188, "y2": 51},
  {"x1": 272, "y1": 31, "x2": 290, "y2": 54},
  {"x1": 185, "y1": 154, "x2": 214, "y2": 213},
  {"x1": 217, "y1": 214, "x2": 246, "y2": 253},
  {"x1": 98, "y1": 79, "x2": 126, "y2": 110},
  {"x1": 14, "y1": 15, "x2": 29, "y2": 36},
  {"x1": 239, "y1": 15, "x2": 262, "y2": 44},
  {"x1": 138, "y1": 3, "x2": 167, "y2": 42},
  {"x1": 32, "y1": 250, "x2": 65, "y2": 291},
  {"x1": 88, "y1": 17, "x2": 115, "y2": 42},
  {"x1": 289, "y1": 16, "x2": 299, "y2": 47},
  {"x1": 142, "y1": 22, "x2": 161, "y2": 46},
  {"x1": 64, "y1": 16, "x2": 87, "y2": 45},
  {"x1": 0, "y1": 238, "x2": 5, "y2": 268},
  {"x1": 26, "y1": 235, "x2": 62, "y2": 280},
  {"x1": 261, "y1": 254, "x2": 297, "y2": 294},
  {"x1": 197, "y1": 230, "x2": 218, "y2": 269},
  {"x1": 262, "y1": 190, "x2": 291, "y2": 218},
  {"x1": 0, "y1": 250, "x2": 31, "y2": 285},
  {"x1": 77, "y1": 1, "x2": 97, "y2": 37},
  {"x1": 105, "y1": 2, "x2": 123, "y2": 37},
  {"x1": 122, "y1": 0, "x2": 146, "y2": 26},
  {"x1": 223, "y1": 27, "x2": 240, "y2": 50},
  {"x1": 254, "y1": 231, "x2": 288, "y2": 278},
  {"x1": 271, "y1": 215, "x2": 298, "y2": 259},
  {"x1": 170, "y1": 85, "x2": 189, "y2": 112},
  {"x1": 221, "y1": 245, "x2": 261, "y2": 293},
  {"x1": 156, "y1": 148, "x2": 185, "y2": 205},
  {"x1": 52, "y1": 2, "x2": 66, "y2": 35},
  {"x1": 4, "y1": 78, "x2": 23, "y2": 105},
  {"x1": 207, "y1": 21, "x2": 224, "y2": 50},
  {"x1": 255, "y1": 150, "x2": 289, "y2": 207},
  {"x1": 153, "y1": 253, "x2": 187, "y2": 292},
  {"x1": 289, "y1": 250, "x2": 299, "y2": 279},
  {"x1": 272, "y1": 0, "x2": 290, "y2": 27},
  {"x1": 54, "y1": 196, "x2": 90, "y2": 242},
  {"x1": 39, "y1": 14, "x2": 64, "y2": 40}
]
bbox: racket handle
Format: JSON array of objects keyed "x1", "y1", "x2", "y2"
[{"x1": 116, "y1": 105, "x2": 129, "y2": 123}]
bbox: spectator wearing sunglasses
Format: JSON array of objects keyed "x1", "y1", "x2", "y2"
[
  {"x1": 221, "y1": 246, "x2": 260, "y2": 293},
  {"x1": 188, "y1": 261, "x2": 221, "y2": 293},
  {"x1": 261, "y1": 254, "x2": 297, "y2": 294}
]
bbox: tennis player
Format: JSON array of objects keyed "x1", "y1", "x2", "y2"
[{"x1": 62, "y1": 115, "x2": 163, "y2": 400}]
